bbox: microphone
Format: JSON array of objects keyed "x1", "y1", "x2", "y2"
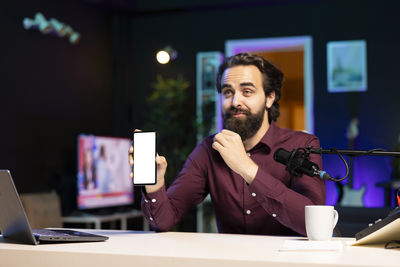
[{"x1": 273, "y1": 148, "x2": 333, "y2": 180}]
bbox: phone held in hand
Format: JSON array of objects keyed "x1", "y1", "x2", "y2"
[{"x1": 133, "y1": 132, "x2": 157, "y2": 185}]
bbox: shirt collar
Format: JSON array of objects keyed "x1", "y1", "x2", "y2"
[{"x1": 258, "y1": 120, "x2": 278, "y2": 151}]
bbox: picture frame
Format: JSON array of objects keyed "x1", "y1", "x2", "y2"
[{"x1": 327, "y1": 40, "x2": 367, "y2": 93}]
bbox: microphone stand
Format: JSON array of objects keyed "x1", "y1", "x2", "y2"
[
  {"x1": 308, "y1": 147, "x2": 400, "y2": 158},
  {"x1": 302, "y1": 147, "x2": 400, "y2": 182}
]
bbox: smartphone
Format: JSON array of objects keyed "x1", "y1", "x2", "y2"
[{"x1": 133, "y1": 132, "x2": 157, "y2": 185}]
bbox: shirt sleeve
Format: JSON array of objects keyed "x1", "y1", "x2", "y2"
[
  {"x1": 141, "y1": 144, "x2": 209, "y2": 231},
  {"x1": 247, "y1": 135, "x2": 326, "y2": 236}
]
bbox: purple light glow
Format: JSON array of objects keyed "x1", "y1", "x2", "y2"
[
  {"x1": 324, "y1": 154, "x2": 392, "y2": 207},
  {"x1": 355, "y1": 156, "x2": 391, "y2": 207}
]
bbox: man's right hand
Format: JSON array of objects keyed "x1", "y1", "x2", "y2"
[{"x1": 145, "y1": 154, "x2": 167, "y2": 193}]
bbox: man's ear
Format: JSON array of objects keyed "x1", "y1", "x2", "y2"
[{"x1": 266, "y1": 91, "x2": 276, "y2": 109}]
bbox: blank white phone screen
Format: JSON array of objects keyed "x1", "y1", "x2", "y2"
[{"x1": 133, "y1": 132, "x2": 156, "y2": 185}]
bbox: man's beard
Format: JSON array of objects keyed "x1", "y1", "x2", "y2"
[{"x1": 222, "y1": 106, "x2": 265, "y2": 141}]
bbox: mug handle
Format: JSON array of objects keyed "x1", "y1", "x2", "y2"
[{"x1": 333, "y1": 209, "x2": 339, "y2": 228}]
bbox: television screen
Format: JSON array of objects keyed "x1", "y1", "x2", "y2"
[{"x1": 77, "y1": 134, "x2": 133, "y2": 210}]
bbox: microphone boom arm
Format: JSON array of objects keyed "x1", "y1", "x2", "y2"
[
  {"x1": 305, "y1": 146, "x2": 400, "y2": 182},
  {"x1": 308, "y1": 147, "x2": 400, "y2": 158}
]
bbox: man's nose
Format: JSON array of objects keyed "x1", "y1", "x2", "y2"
[{"x1": 231, "y1": 94, "x2": 242, "y2": 108}]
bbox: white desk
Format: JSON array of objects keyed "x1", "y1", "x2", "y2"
[
  {"x1": 61, "y1": 210, "x2": 149, "y2": 231},
  {"x1": 1, "y1": 231, "x2": 399, "y2": 267}
]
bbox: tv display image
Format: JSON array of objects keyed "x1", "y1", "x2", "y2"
[{"x1": 77, "y1": 134, "x2": 133, "y2": 210}]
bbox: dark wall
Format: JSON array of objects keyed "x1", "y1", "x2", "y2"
[
  {"x1": 2, "y1": 0, "x2": 400, "y2": 212},
  {"x1": 127, "y1": 0, "x2": 400, "y2": 206},
  {"x1": 0, "y1": 0, "x2": 114, "y2": 197}
]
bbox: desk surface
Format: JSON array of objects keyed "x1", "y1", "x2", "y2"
[{"x1": 1, "y1": 230, "x2": 399, "y2": 267}]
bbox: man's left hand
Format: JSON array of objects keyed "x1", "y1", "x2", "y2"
[{"x1": 212, "y1": 129, "x2": 258, "y2": 184}]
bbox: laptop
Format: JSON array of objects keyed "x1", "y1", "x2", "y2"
[{"x1": 0, "y1": 170, "x2": 109, "y2": 245}]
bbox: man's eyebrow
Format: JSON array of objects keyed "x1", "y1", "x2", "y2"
[
  {"x1": 221, "y1": 83, "x2": 233, "y2": 89},
  {"x1": 221, "y1": 82, "x2": 256, "y2": 89},
  {"x1": 240, "y1": 82, "x2": 256, "y2": 88}
]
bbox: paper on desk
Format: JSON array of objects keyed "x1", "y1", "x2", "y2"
[{"x1": 279, "y1": 240, "x2": 343, "y2": 252}]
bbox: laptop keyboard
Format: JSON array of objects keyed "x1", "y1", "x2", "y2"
[{"x1": 32, "y1": 229, "x2": 74, "y2": 237}]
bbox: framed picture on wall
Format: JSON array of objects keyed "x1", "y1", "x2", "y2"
[{"x1": 327, "y1": 40, "x2": 367, "y2": 93}]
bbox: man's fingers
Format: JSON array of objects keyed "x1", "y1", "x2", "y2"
[
  {"x1": 221, "y1": 129, "x2": 237, "y2": 136},
  {"x1": 134, "y1": 129, "x2": 142, "y2": 133},
  {"x1": 221, "y1": 129, "x2": 242, "y2": 142},
  {"x1": 156, "y1": 155, "x2": 167, "y2": 167},
  {"x1": 214, "y1": 133, "x2": 229, "y2": 147},
  {"x1": 212, "y1": 140, "x2": 224, "y2": 152}
]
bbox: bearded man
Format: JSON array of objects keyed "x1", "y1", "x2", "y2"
[{"x1": 139, "y1": 53, "x2": 326, "y2": 236}]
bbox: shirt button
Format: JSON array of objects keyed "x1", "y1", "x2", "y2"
[
  {"x1": 251, "y1": 193, "x2": 256, "y2": 197},
  {"x1": 149, "y1": 217, "x2": 154, "y2": 221},
  {"x1": 144, "y1": 199, "x2": 149, "y2": 203},
  {"x1": 246, "y1": 210, "x2": 251, "y2": 215},
  {"x1": 272, "y1": 213, "x2": 277, "y2": 217},
  {"x1": 151, "y1": 198, "x2": 157, "y2": 203},
  {"x1": 247, "y1": 152, "x2": 251, "y2": 157}
]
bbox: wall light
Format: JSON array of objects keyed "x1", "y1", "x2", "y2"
[{"x1": 156, "y1": 46, "x2": 177, "y2": 64}]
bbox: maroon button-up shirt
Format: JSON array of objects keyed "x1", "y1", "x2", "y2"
[{"x1": 141, "y1": 122, "x2": 326, "y2": 236}]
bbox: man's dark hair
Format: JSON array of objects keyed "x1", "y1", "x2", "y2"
[{"x1": 216, "y1": 53, "x2": 283, "y2": 123}]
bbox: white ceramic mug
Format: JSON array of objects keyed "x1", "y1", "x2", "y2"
[{"x1": 305, "y1": 205, "x2": 339, "y2": 241}]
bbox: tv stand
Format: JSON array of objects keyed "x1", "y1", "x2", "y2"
[{"x1": 61, "y1": 209, "x2": 149, "y2": 231}]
